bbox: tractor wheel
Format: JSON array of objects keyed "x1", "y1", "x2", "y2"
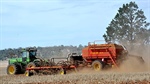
[
  {"x1": 24, "y1": 70, "x2": 30, "y2": 76},
  {"x1": 92, "y1": 60, "x2": 103, "y2": 71},
  {"x1": 26, "y1": 62, "x2": 36, "y2": 73},
  {"x1": 7, "y1": 64, "x2": 19, "y2": 75},
  {"x1": 26, "y1": 62, "x2": 37, "y2": 76},
  {"x1": 59, "y1": 68, "x2": 66, "y2": 75},
  {"x1": 24, "y1": 70, "x2": 33, "y2": 76},
  {"x1": 26, "y1": 62, "x2": 36, "y2": 68}
]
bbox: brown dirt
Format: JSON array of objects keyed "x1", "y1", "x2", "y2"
[
  {"x1": 0, "y1": 61, "x2": 8, "y2": 76},
  {"x1": 0, "y1": 63, "x2": 150, "y2": 84},
  {"x1": 0, "y1": 71, "x2": 150, "y2": 84}
]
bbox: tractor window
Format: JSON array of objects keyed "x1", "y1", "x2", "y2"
[
  {"x1": 22, "y1": 52, "x2": 29, "y2": 58},
  {"x1": 29, "y1": 51, "x2": 36, "y2": 57},
  {"x1": 29, "y1": 51, "x2": 36, "y2": 62}
]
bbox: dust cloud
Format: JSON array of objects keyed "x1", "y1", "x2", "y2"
[{"x1": 119, "y1": 57, "x2": 148, "y2": 72}]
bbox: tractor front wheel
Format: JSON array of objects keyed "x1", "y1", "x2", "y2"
[{"x1": 7, "y1": 64, "x2": 19, "y2": 75}]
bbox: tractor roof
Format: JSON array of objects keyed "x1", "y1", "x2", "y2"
[{"x1": 21, "y1": 47, "x2": 37, "y2": 52}]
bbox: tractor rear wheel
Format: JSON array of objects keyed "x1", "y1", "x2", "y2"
[
  {"x1": 24, "y1": 70, "x2": 33, "y2": 76},
  {"x1": 92, "y1": 60, "x2": 103, "y2": 71},
  {"x1": 26, "y1": 62, "x2": 36, "y2": 68},
  {"x1": 25, "y1": 62, "x2": 37, "y2": 76},
  {"x1": 7, "y1": 64, "x2": 19, "y2": 75}
]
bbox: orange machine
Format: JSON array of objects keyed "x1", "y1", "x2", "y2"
[
  {"x1": 70, "y1": 41, "x2": 128, "y2": 71},
  {"x1": 82, "y1": 41, "x2": 126, "y2": 66}
]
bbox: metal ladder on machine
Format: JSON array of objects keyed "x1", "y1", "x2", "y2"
[{"x1": 106, "y1": 48, "x2": 119, "y2": 68}]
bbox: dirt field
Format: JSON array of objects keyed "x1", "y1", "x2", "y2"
[
  {"x1": 0, "y1": 69, "x2": 150, "y2": 84},
  {"x1": 0, "y1": 61, "x2": 8, "y2": 76},
  {"x1": 0, "y1": 61, "x2": 150, "y2": 84},
  {"x1": 1, "y1": 68, "x2": 150, "y2": 84}
]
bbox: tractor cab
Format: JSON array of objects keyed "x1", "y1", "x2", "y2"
[{"x1": 21, "y1": 47, "x2": 37, "y2": 62}]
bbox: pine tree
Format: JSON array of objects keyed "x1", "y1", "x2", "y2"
[{"x1": 103, "y1": 2, "x2": 150, "y2": 45}]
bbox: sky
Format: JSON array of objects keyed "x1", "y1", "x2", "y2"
[{"x1": 0, "y1": 0, "x2": 150, "y2": 50}]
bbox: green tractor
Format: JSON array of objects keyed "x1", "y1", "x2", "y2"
[{"x1": 7, "y1": 47, "x2": 42, "y2": 75}]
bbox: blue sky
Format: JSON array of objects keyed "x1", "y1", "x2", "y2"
[{"x1": 0, "y1": 0, "x2": 150, "y2": 49}]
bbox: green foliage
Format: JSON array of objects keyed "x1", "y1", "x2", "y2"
[{"x1": 103, "y1": 1, "x2": 150, "y2": 45}]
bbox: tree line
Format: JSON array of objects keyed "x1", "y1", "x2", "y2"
[{"x1": 0, "y1": 45, "x2": 85, "y2": 60}]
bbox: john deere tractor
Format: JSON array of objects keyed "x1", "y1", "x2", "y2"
[{"x1": 7, "y1": 47, "x2": 42, "y2": 75}]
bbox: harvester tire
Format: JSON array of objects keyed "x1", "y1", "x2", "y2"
[
  {"x1": 92, "y1": 60, "x2": 103, "y2": 71},
  {"x1": 7, "y1": 64, "x2": 19, "y2": 75}
]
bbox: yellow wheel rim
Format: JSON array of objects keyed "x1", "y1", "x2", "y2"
[
  {"x1": 94, "y1": 63, "x2": 100, "y2": 71},
  {"x1": 60, "y1": 70, "x2": 64, "y2": 75},
  {"x1": 8, "y1": 66, "x2": 15, "y2": 74},
  {"x1": 25, "y1": 71, "x2": 29, "y2": 76}
]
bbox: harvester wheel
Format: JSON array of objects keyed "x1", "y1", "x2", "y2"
[
  {"x1": 92, "y1": 60, "x2": 103, "y2": 71},
  {"x1": 59, "y1": 68, "x2": 66, "y2": 75},
  {"x1": 7, "y1": 64, "x2": 19, "y2": 75}
]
